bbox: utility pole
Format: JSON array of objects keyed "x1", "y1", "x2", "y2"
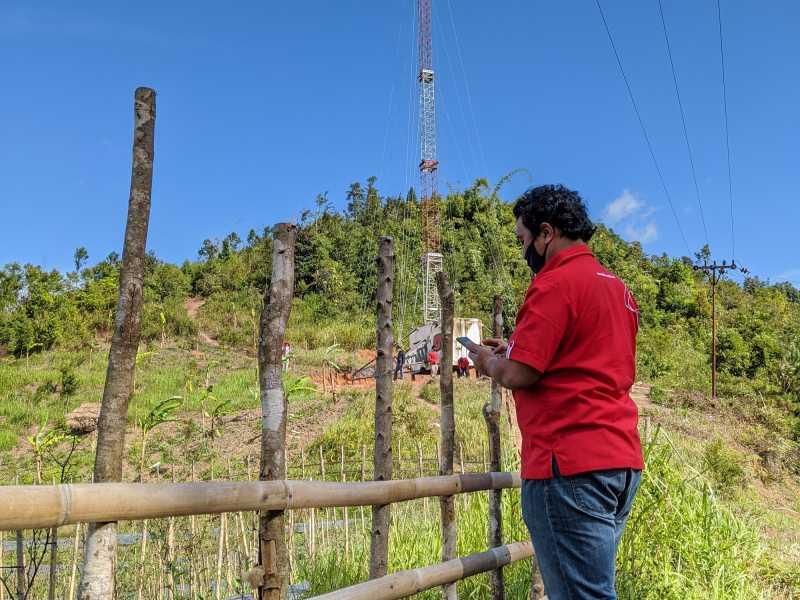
[{"x1": 693, "y1": 260, "x2": 748, "y2": 400}]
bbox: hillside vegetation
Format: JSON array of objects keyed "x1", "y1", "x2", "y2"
[{"x1": 0, "y1": 179, "x2": 799, "y2": 597}]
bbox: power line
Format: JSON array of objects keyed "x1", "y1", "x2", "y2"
[
  {"x1": 716, "y1": 0, "x2": 736, "y2": 261},
  {"x1": 656, "y1": 0, "x2": 710, "y2": 248},
  {"x1": 594, "y1": 0, "x2": 691, "y2": 256},
  {"x1": 445, "y1": 0, "x2": 489, "y2": 179}
]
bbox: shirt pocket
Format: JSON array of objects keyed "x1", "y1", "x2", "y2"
[{"x1": 566, "y1": 469, "x2": 626, "y2": 519}]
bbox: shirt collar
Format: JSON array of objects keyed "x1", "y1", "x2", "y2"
[{"x1": 536, "y1": 243, "x2": 593, "y2": 277}]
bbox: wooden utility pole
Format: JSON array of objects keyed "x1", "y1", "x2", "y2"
[
  {"x1": 370, "y1": 237, "x2": 394, "y2": 579},
  {"x1": 483, "y1": 295, "x2": 505, "y2": 599},
  {"x1": 436, "y1": 271, "x2": 457, "y2": 600},
  {"x1": 256, "y1": 223, "x2": 297, "y2": 600},
  {"x1": 79, "y1": 86, "x2": 156, "y2": 600},
  {"x1": 693, "y1": 260, "x2": 745, "y2": 401}
]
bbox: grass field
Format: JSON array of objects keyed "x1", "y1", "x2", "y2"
[{"x1": 0, "y1": 342, "x2": 798, "y2": 598}]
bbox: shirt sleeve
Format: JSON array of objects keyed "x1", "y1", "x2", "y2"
[{"x1": 508, "y1": 276, "x2": 569, "y2": 373}]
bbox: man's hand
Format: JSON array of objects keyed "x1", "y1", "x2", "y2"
[
  {"x1": 467, "y1": 343, "x2": 496, "y2": 377},
  {"x1": 482, "y1": 338, "x2": 508, "y2": 357}
]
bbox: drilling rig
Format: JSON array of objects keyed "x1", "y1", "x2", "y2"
[{"x1": 404, "y1": 0, "x2": 482, "y2": 375}]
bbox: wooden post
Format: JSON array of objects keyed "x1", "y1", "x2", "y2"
[
  {"x1": 370, "y1": 237, "x2": 394, "y2": 579},
  {"x1": 483, "y1": 294, "x2": 505, "y2": 599},
  {"x1": 436, "y1": 271, "x2": 457, "y2": 600},
  {"x1": 79, "y1": 87, "x2": 156, "y2": 600},
  {"x1": 257, "y1": 223, "x2": 297, "y2": 600}
]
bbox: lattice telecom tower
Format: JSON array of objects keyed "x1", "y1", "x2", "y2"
[{"x1": 418, "y1": 0, "x2": 442, "y2": 325}]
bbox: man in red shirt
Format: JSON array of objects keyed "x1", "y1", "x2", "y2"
[
  {"x1": 457, "y1": 355, "x2": 470, "y2": 378},
  {"x1": 467, "y1": 185, "x2": 643, "y2": 599},
  {"x1": 427, "y1": 349, "x2": 439, "y2": 376}
]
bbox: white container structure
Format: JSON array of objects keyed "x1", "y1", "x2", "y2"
[{"x1": 404, "y1": 317, "x2": 482, "y2": 375}]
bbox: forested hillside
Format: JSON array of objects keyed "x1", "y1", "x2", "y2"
[
  {"x1": 3, "y1": 178, "x2": 799, "y2": 419},
  {"x1": 2, "y1": 179, "x2": 800, "y2": 596}
]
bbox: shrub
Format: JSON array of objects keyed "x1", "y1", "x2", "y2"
[{"x1": 702, "y1": 438, "x2": 745, "y2": 496}]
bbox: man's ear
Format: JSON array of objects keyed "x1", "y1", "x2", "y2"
[{"x1": 540, "y1": 222, "x2": 555, "y2": 242}]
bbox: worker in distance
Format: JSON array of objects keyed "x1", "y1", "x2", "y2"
[{"x1": 460, "y1": 184, "x2": 644, "y2": 600}]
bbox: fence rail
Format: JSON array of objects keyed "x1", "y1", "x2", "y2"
[
  {"x1": 0, "y1": 472, "x2": 520, "y2": 532},
  {"x1": 311, "y1": 541, "x2": 534, "y2": 600}
]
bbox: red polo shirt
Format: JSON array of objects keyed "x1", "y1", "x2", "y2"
[{"x1": 508, "y1": 244, "x2": 644, "y2": 479}]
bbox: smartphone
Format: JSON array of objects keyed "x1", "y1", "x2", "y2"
[{"x1": 456, "y1": 336, "x2": 477, "y2": 349}]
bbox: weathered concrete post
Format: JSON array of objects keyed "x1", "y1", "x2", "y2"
[
  {"x1": 483, "y1": 294, "x2": 505, "y2": 599},
  {"x1": 256, "y1": 223, "x2": 297, "y2": 600},
  {"x1": 369, "y1": 237, "x2": 394, "y2": 579},
  {"x1": 436, "y1": 271, "x2": 457, "y2": 600},
  {"x1": 79, "y1": 86, "x2": 155, "y2": 600}
]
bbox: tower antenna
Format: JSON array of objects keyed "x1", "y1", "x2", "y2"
[{"x1": 418, "y1": 0, "x2": 442, "y2": 324}]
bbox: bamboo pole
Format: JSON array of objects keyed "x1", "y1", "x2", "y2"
[
  {"x1": 256, "y1": 222, "x2": 297, "y2": 600},
  {"x1": 47, "y1": 477, "x2": 58, "y2": 600},
  {"x1": 14, "y1": 530, "x2": 23, "y2": 600},
  {"x1": 224, "y1": 513, "x2": 234, "y2": 595},
  {"x1": 228, "y1": 459, "x2": 250, "y2": 564},
  {"x1": 215, "y1": 514, "x2": 224, "y2": 600},
  {"x1": 319, "y1": 447, "x2": 327, "y2": 546},
  {"x1": 0, "y1": 474, "x2": 521, "y2": 531},
  {"x1": 359, "y1": 445, "x2": 366, "y2": 532},
  {"x1": 246, "y1": 455, "x2": 258, "y2": 559},
  {"x1": 167, "y1": 467, "x2": 177, "y2": 600},
  {"x1": 484, "y1": 294, "x2": 505, "y2": 599},
  {"x1": 340, "y1": 447, "x2": 349, "y2": 559},
  {"x1": 80, "y1": 86, "x2": 156, "y2": 600},
  {"x1": 136, "y1": 521, "x2": 149, "y2": 600},
  {"x1": 417, "y1": 442, "x2": 428, "y2": 512},
  {"x1": 14, "y1": 474, "x2": 23, "y2": 600},
  {"x1": 310, "y1": 541, "x2": 534, "y2": 600},
  {"x1": 370, "y1": 236, "x2": 394, "y2": 579},
  {"x1": 436, "y1": 271, "x2": 457, "y2": 600}
]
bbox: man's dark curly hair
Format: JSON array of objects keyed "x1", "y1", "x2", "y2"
[{"x1": 513, "y1": 184, "x2": 596, "y2": 241}]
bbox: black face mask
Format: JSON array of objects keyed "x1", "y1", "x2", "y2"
[{"x1": 525, "y1": 239, "x2": 550, "y2": 274}]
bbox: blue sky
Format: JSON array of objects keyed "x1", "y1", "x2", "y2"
[{"x1": 1, "y1": 1, "x2": 798, "y2": 285}]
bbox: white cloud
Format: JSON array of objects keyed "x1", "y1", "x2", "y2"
[
  {"x1": 601, "y1": 189, "x2": 658, "y2": 245},
  {"x1": 624, "y1": 222, "x2": 658, "y2": 243},
  {"x1": 602, "y1": 190, "x2": 643, "y2": 225}
]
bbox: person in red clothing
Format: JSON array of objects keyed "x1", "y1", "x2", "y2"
[
  {"x1": 427, "y1": 349, "x2": 439, "y2": 376},
  {"x1": 456, "y1": 355, "x2": 470, "y2": 378},
  {"x1": 466, "y1": 184, "x2": 643, "y2": 600}
]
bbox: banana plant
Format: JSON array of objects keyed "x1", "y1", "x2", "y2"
[
  {"x1": 137, "y1": 396, "x2": 182, "y2": 480},
  {"x1": 203, "y1": 397, "x2": 232, "y2": 439},
  {"x1": 26, "y1": 418, "x2": 66, "y2": 484},
  {"x1": 283, "y1": 375, "x2": 316, "y2": 401},
  {"x1": 132, "y1": 350, "x2": 156, "y2": 394},
  {"x1": 322, "y1": 343, "x2": 342, "y2": 398}
]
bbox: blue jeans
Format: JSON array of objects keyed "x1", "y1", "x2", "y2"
[{"x1": 521, "y1": 457, "x2": 642, "y2": 599}]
